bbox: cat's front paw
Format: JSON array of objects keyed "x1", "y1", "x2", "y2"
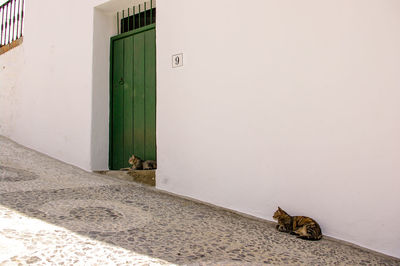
[{"x1": 276, "y1": 225, "x2": 286, "y2": 232}]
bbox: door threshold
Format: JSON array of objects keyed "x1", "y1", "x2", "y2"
[{"x1": 95, "y1": 170, "x2": 155, "y2": 186}]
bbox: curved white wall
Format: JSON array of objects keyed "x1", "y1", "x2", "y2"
[{"x1": 156, "y1": 0, "x2": 400, "y2": 258}]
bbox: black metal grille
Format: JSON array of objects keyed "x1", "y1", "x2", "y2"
[
  {"x1": 117, "y1": 1, "x2": 155, "y2": 35},
  {"x1": 0, "y1": 0, "x2": 24, "y2": 47}
]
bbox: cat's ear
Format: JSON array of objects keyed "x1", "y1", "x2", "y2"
[{"x1": 278, "y1": 206, "x2": 282, "y2": 211}]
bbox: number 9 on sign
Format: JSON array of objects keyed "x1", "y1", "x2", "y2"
[{"x1": 172, "y1": 53, "x2": 183, "y2": 68}]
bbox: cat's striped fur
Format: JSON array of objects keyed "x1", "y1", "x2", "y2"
[
  {"x1": 273, "y1": 207, "x2": 322, "y2": 240},
  {"x1": 128, "y1": 155, "x2": 157, "y2": 170},
  {"x1": 128, "y1": 155, "x2": 143, "y2": 170}
]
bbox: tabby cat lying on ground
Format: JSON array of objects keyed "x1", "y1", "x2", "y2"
[
  {"x1": 273, "y1": 207, "x2": 322, "y2": 240},
  {"x1": 128, "y1": 155, "x2": 157, "y2": 170}
]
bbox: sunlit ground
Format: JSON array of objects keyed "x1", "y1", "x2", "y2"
[{"x1": 0, "y1": 205, "x2": 172, "y2": 265}]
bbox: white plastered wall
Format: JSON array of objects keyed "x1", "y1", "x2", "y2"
[
  {"x1": 91, "y1": 7, "x2": 115, "y2": 170},
  {"x1": 0, "y1": 45, "x2": 23, "y2": 137},
  {"x1": 156, "y1": 0, "x2": 400, "y2": 258},
  {"x1": 0, "y1": 0, "x2": 97, "y2": 170}
]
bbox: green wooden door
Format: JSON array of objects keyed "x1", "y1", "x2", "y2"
[{"x1": 110, "y1": 26, "x2": 156, "y2": 170}]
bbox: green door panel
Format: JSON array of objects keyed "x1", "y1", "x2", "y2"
[
  {"x1": 111, "y1": 39, "x2": 125, "y2": 169},
  {"x1": 133, "y1": 32, "x2": 145, "y2": 160},
  {"x1": 123, "y1": 36, "x2": 134, "y2": 164},
  {"x1": 144, "y1": 29, "x2": 156, "y2": 161},
  {"x1": 110, "y1": 26, "x2": 156, "y2": 170}
]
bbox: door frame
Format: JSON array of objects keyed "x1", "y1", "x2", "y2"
[{"x1": 109, "y1": 23, "x2": 156, "y2": 169}]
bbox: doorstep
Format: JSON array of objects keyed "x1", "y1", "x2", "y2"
[{"x1": 95, "y1": 170, "x2": 155, "y2": 186}]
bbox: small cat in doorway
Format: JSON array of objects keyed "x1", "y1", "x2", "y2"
[
  {"x1": 128, "y1": 155, "x2": 157, "y2": 170},
  {"x1": 273, "y1": 207, "x2": 322, "y2": 240}
]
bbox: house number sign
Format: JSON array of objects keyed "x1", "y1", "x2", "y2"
[{"x1": 172, "y1": 53, "x2": 183, "y2": 68}]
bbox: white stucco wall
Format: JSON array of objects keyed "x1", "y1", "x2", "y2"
[
  {"x1": 91, "y1": 8, "x2": 114, "y2": 170},
  {"x1": 0, "y1": 0, "x2": 122, "y2": 170},
  {"x1": 0, "y1": 0, "x2": 97, "y2": 170},
  {"x1": 0, "y1": 44, "x2": 24, "y2": 137},
  {"x1": 156, "y1": 0, "x2": 400, "y2": 258}
]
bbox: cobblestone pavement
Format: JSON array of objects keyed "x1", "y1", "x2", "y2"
[{"x1": 1, "y1": 136, "x2": 399, "y2": 265}]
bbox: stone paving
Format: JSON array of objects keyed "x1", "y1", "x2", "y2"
[{"x1": 1, "y1": 135, "x2": 399, "y2": 265}]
